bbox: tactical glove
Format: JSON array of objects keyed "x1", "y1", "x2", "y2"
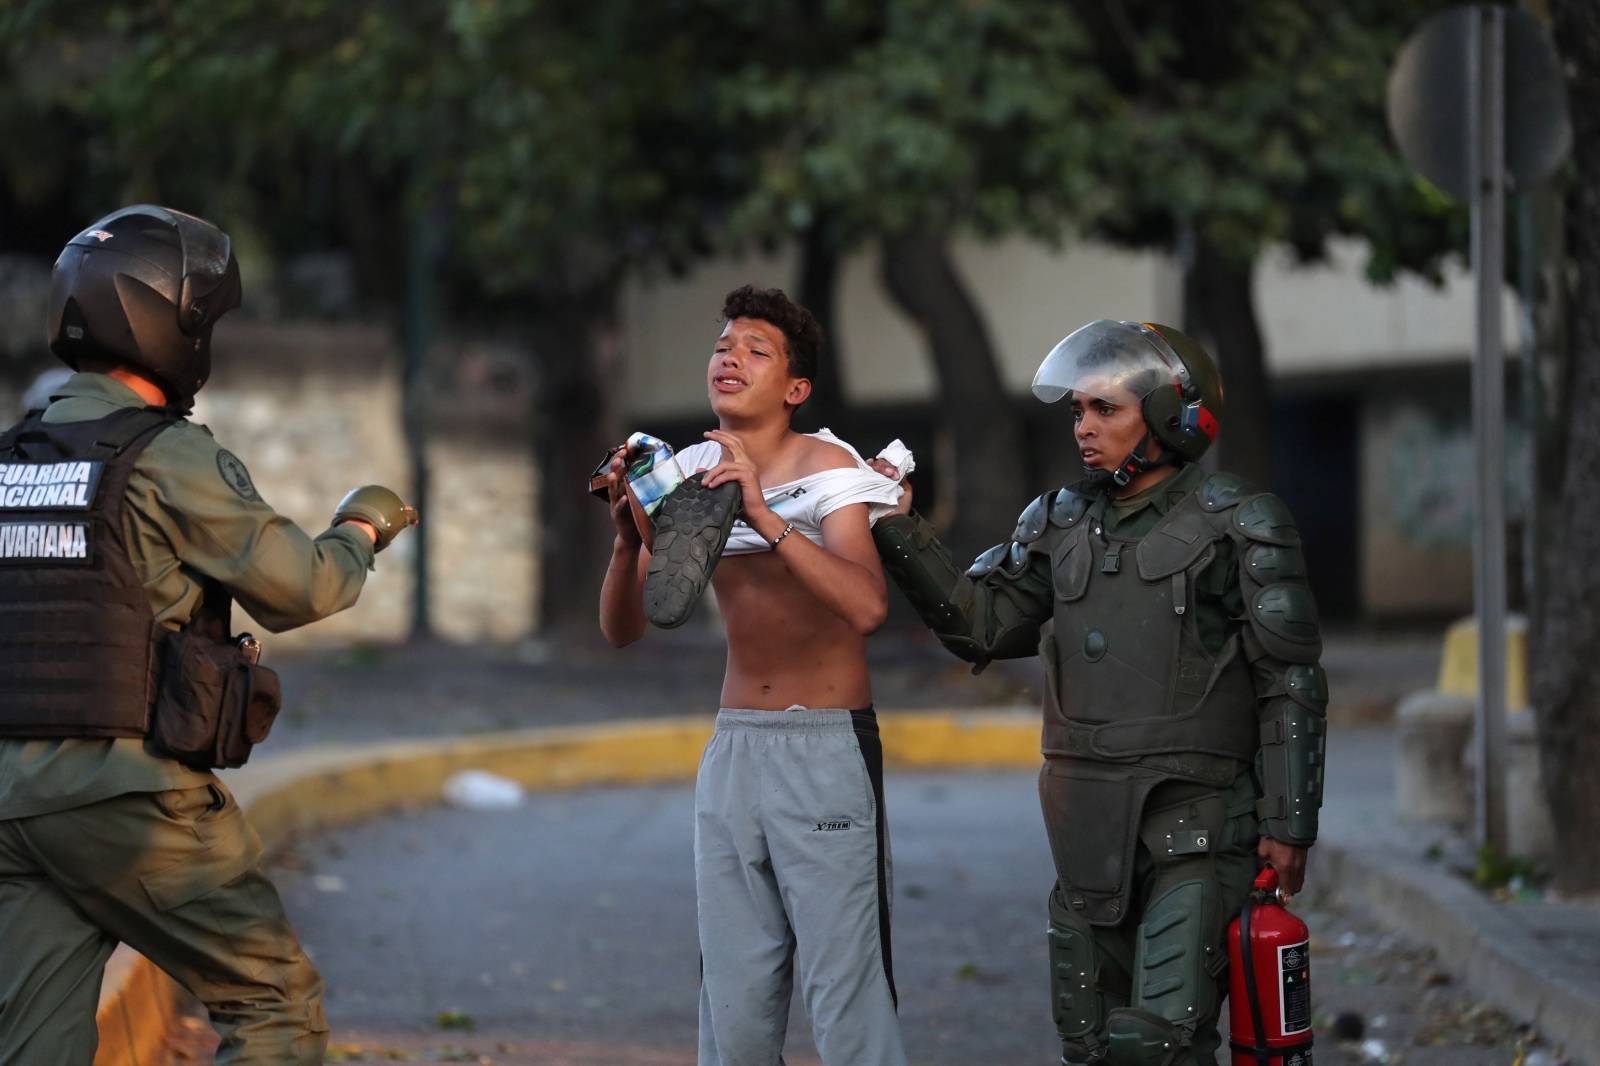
[{"x1": 333, "y1": 485, "x2": 418, "y2": 552}]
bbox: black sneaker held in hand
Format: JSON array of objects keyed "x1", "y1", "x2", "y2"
[{"x1": 643, "y1": 473, "x2": 742, "y2": 628}]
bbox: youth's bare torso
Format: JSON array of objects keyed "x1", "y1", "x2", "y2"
[
  {"x1": 714, "y1": 550, "x2": 873, "y2": 709},
  {"x1": 705, "y1": 435, "x2": 873, "y2": 710}
]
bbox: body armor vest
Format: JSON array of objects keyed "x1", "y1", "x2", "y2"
[
  {"x1": 0, "y1": 406, "x2": 179, "y2": 737},
  {"x1": 1040, "y1": 490, "x2": 1257, "y2": 777}
]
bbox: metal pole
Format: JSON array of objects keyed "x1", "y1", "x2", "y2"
[
  {"x1": 1470, "y1": 4, "x2": 1509, "y2": 856},
  {"x1": 403, "y1": 192, "x2": 436, "y2": 640},
  {"x1": 1516, "y1": 192, "x2": 1539, "y2": 612}
]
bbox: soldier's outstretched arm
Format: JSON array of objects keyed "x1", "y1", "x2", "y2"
[
  {"x1": 129, "y1": 424, "x2": 408, "y2": 633},
  {"x1": 1231, "y1": 491, "x2": 1329, "y2": 855},
  {"x1": 872, "y1": 491, "x2": 1070, "y2": 670}
]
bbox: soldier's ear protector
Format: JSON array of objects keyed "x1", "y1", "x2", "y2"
[{"x1": 1135, "y1": 323, "x2": 1220, "y2": 463}]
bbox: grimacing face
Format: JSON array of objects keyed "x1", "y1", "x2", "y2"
[
  {"x1": 707, "y1": 316, "x2": 810, "y2": 418},
  {"x1": 1070, "y1": 378, "x2": 1151, "y2": 473}
]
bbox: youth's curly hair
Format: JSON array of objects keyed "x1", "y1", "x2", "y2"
[{"x1": 720, "y1": 285, "x2": 822, "y2": 394}]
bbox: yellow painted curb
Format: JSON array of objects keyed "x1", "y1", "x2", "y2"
[
  {"x1": 93, "y1": 708, "x2": 1041, "y2": 1065},
  {"x1": 92, "y1": 948, "x2": 187, "y2": 1066}
]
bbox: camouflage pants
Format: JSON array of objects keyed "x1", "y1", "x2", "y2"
[{"x1": 0, "y1": 781, "x2": 327, "y2": 1065}]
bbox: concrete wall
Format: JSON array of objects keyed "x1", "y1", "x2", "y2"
[
  {"x1": 621, "y1": 238, "x2": 1178, "y2": 415},
  {"x1": 1256, "y1": 238, "x2": 1519, "y2": 375},
  {"x1": 619, "y1": 234, "x2": 1512, "y2": 620},
  {"x1": 620, "y1": 234, "x2": 1515, "y2": 416},
  {"x1": 1359, "y1": 393, "x2": 1528, "y2": 616},
  {"x1": 2, "y1": 319, "x2": 540, "y2": 650}
]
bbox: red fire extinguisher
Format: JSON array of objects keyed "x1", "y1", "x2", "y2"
[{"x1": 1228, "y1": 865, "x2": 1314, "y2": 1066}]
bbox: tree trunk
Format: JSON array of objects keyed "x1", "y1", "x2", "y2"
[
  {"x1": 400, "y1": 193, "x2": 444, "y2": 639},
  {"x1": 879, "y1": 231, "x2": 1025, "y2": 562},
  {"x1": 528, "y1": 280, "x2": 624, "y2": 635},
  {"x1": 1182, "y1": 236, "x2": 1273, "y2": 489},
  {"x1": 1533, "y1": 0, "x2": 1600, "y2": 892},
  {"x1": 796, "y1": 220, "x2": 848, "y2": 434}
]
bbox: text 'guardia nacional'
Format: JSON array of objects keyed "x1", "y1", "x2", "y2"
[{"x1": 0, "y1": 462, "x2": 102, "y2": 510}]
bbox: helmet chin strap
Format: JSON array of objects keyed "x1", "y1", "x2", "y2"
[{"x1": 1108, "y1": 431, "x2": 1178, "y2": 489}]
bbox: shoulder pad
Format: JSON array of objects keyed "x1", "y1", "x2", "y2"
[
  {"x1": 1199, "y1": 472, "x2": 1256, "y2": 512},
  {"x1": 1013, "y1": 493, "x2": 1053, "y2": 544},
  {"x1": 1250, "y1": 583, "x2": 1323, "y2": 662},
  {"x1": 967, "y1": 543, "x2": 1009, "y2": 578},
  {"x1": 1049, "y1": 488, "x2": 1090, "y2": 528},
  {"x1": 1232, "y1": 493, "x2": 1301, "y2": 547}
]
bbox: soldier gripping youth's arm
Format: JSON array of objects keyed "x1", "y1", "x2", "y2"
[
  {"x1": 873, "y1": 472, "x2": 1327, "y2": 893},
  {"x1": 867, "y1": 318, "x2": 1329, "y2": 1065}
]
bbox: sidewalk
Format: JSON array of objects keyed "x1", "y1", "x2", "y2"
[{"x1": 1319, "y1": 725, "x2": 1600, "y2": 1061}]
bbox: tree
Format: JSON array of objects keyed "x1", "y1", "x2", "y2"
[
  {"x1": 719, "y1": 0, "x2": 1466, "y2": 553},
  {"x1": 1532, "y1": 0, "x2": 1600, "y2": 892},
  {"x1": 1069, "y1": 0, "x2": 1465, "y2": 486},
  {"x1": 718, "y1": 0, "x2": 1107, "y2": 558},
  {"x1": 8, "y1": 0, "x2": 762, "y2": 632}
]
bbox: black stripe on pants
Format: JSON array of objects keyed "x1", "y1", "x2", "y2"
[{"x1": 851, "y1": 706, "x2": 897, "y2": 1009}]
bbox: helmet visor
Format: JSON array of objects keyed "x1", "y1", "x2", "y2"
[{"x1": 1031, "y1": 319, "x2": 1190, "y2": 406}]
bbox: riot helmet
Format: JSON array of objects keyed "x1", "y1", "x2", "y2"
[
  {"x1": 1032, "y1": 319, "x2": 1224, "y2": 485},
  {"x1": 47, "y1": 204, "x2": 242, "y2": 409}
]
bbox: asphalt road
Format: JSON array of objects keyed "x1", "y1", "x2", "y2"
[{"x1": 256, "y1": 769, "x2": 1544, "y2": 1066}]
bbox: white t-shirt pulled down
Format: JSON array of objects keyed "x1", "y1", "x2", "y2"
[{"x1": 674, "y1": 430, "x2": 905, "y2": 556}]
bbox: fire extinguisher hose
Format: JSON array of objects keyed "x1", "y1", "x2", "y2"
[{"x1": 1232, "y1": 893, "x2": 1275, "y2": 1065}]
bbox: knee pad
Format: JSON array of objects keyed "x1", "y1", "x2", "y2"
[
  {"x1": 1049, "y1": 886, "x2": 1107, "y2": 1063},
  {"x1": 1133, "y1": 877, "x2": 1224, "y2": 1028},
  {"x1": 1105, "y1": 1006, "x2": 1183, "y2": 1066}
]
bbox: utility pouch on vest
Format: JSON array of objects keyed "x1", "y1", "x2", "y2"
[{"x1": 150, "y1": 629, "x2": 282, "y2": 769}]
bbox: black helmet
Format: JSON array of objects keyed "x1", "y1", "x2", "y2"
[
  {"x1": 48, "y1": 205, "x2": 242, "y2": 408},
  {"x1": 1032, "y1": 319, "x2": 1224, "y2": 483}
]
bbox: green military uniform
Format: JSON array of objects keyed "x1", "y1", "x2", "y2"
[
  {"x1": 0, "y1": 373, "x2": 375, "y2": 1064},
  {"x1": 876, "y1": 459, "x2": 1327, "y2": 1065},
  {"x1": 874, "y1": 319, "x2": 1326, "y2": 1066}
]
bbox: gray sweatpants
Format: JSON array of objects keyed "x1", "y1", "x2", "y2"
[{"x1": 695, "y1": 708, "x2": 906, "y2": 1066}]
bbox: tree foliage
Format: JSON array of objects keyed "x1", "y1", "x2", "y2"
[
  {"x1": 5, "y1": 0, "x2": 754, "y2": 299},
  {"x1": 1073, "y1": 0, "x2": 1465, "y2": 279},
  {"x1": 1048, "y1": 0, "x2": 1469, "y2": 486},
  {"x1": 716, "y1": 0, "x2": 1104, "y2": 248}
]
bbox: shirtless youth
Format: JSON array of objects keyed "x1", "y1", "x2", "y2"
[{"x1": 599, "y1": 286, "x2": 907, "y2": 1066}]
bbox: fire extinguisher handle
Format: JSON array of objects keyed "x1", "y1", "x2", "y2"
[{"x1": 1254, "y1": 865, "x2": 1280, "y2": 894}]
